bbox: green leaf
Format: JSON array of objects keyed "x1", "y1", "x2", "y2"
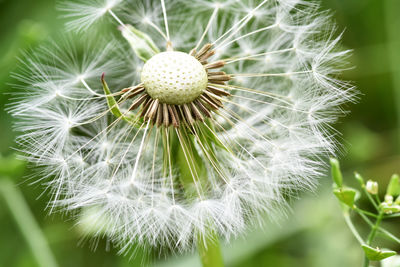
[
  {"x1": 330, "y1": 158, "x2": 343, "y2": 187},
  {"x1": 387, "y1": 174, "x2": 400, "y2": 196},
  {"x1": 101, "y1": 73, "x2": 123, "y2": 118},
  {"x1": 120, "y1": 24, "x2": 160, "y2": 62},
  {"x1": 333, "y1": 187, "x2": 357, "y2": 207},
  {"x1": 362, "y1": 245, "x2": 396, "y2": 261}
]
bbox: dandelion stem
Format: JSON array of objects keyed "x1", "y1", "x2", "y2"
[
  {"x1": 0, "y1": 179, "x2": 59, "y2": 267},
  {"x1": 197, "y1": 230, "x2": 224, "y2": 267},
  {"x1": 175, "y1": 128, "x2": 204, "y2": 198},
  {"x1": 171, "y1": 126, "x2": 224, "y2": 266}
]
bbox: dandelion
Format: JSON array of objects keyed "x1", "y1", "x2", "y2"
[{"x1": 10, "y1": 0, "x2": 355, "y2": 263}]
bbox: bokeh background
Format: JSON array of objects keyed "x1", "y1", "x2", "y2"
[{"x1": 0, "y1": 0, "x2": 399, "y2": 266}]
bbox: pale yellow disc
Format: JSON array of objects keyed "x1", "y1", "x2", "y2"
[{"x1": 141, "y1": 51, "x2": 208, "y2": 105}]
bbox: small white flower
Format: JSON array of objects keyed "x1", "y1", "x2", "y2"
[{"x1": 11, "y1": 0, "x2": 355, "y2": 252}]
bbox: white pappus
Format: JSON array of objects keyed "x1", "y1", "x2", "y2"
[{"x1": 10, "y1": 0, "x2": 355, "y2": 254}]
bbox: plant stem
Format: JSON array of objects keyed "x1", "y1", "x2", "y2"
[
  {"x1": 354, "y1": 207, "x2": 378, "y2": 218},
  {"x1": 363, "y1": 257, "x2": 369, "y2": 267},
  {"x1": 367, "y1": 212, "x2": 384, "y2": 245},
  {"x1": 379, "y1": 226, "x2": 400, "y2": 244},
  {"x1": 343, "y1": 210, "x2": 364, "y2": 244},
  {"x1": 357, "y1": 211, "x2": 376, "y2": 229},
  {"x1": 172, "y1": 128, "x2": 225, "y2": 267},
  {"x1": 384, "y1": 213, "x2": 400, "y2": 219},
  {"x1": 361, "y1": 211, "x2": 384, "y2": 267},
  {"x1": 342, "y1": 210, "x2": 370, "y2": 267},
  {"x1": 360, "y1": 186, "x2": 379, "y2": 211},
  {"x1": 357, "y1": 210, "x2": 400, "y2": 244},
  {"x1": 197, "y1": 231, "x2": 224, "y2": 267},
  {"x1": 0, "y1": 179, "x2": 59, "y2": 267}
]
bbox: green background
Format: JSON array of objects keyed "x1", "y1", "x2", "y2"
[{"x1": 0, "y1": 0, "x2": 399, "y2": 266}]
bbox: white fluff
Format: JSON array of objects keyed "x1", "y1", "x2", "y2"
[{"x1": 10, "y1": 0, "x2": 355, "y2": 253}]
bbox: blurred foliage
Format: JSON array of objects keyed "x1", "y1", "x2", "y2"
[
  {"x1": 330, "y1": 159, "x2": 400, "y2": 266},
  {"x1": 0, "y1": 0, "x2": 399, "y2": 266}
]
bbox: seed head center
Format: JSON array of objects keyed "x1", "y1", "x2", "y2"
[{"x1": 141, "y1": 51, "x2": 208, "y2": 105}]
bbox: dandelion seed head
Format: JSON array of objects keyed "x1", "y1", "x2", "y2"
[{"x1": 11, "y1": 0, "x2": 356, "y2": 253}]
